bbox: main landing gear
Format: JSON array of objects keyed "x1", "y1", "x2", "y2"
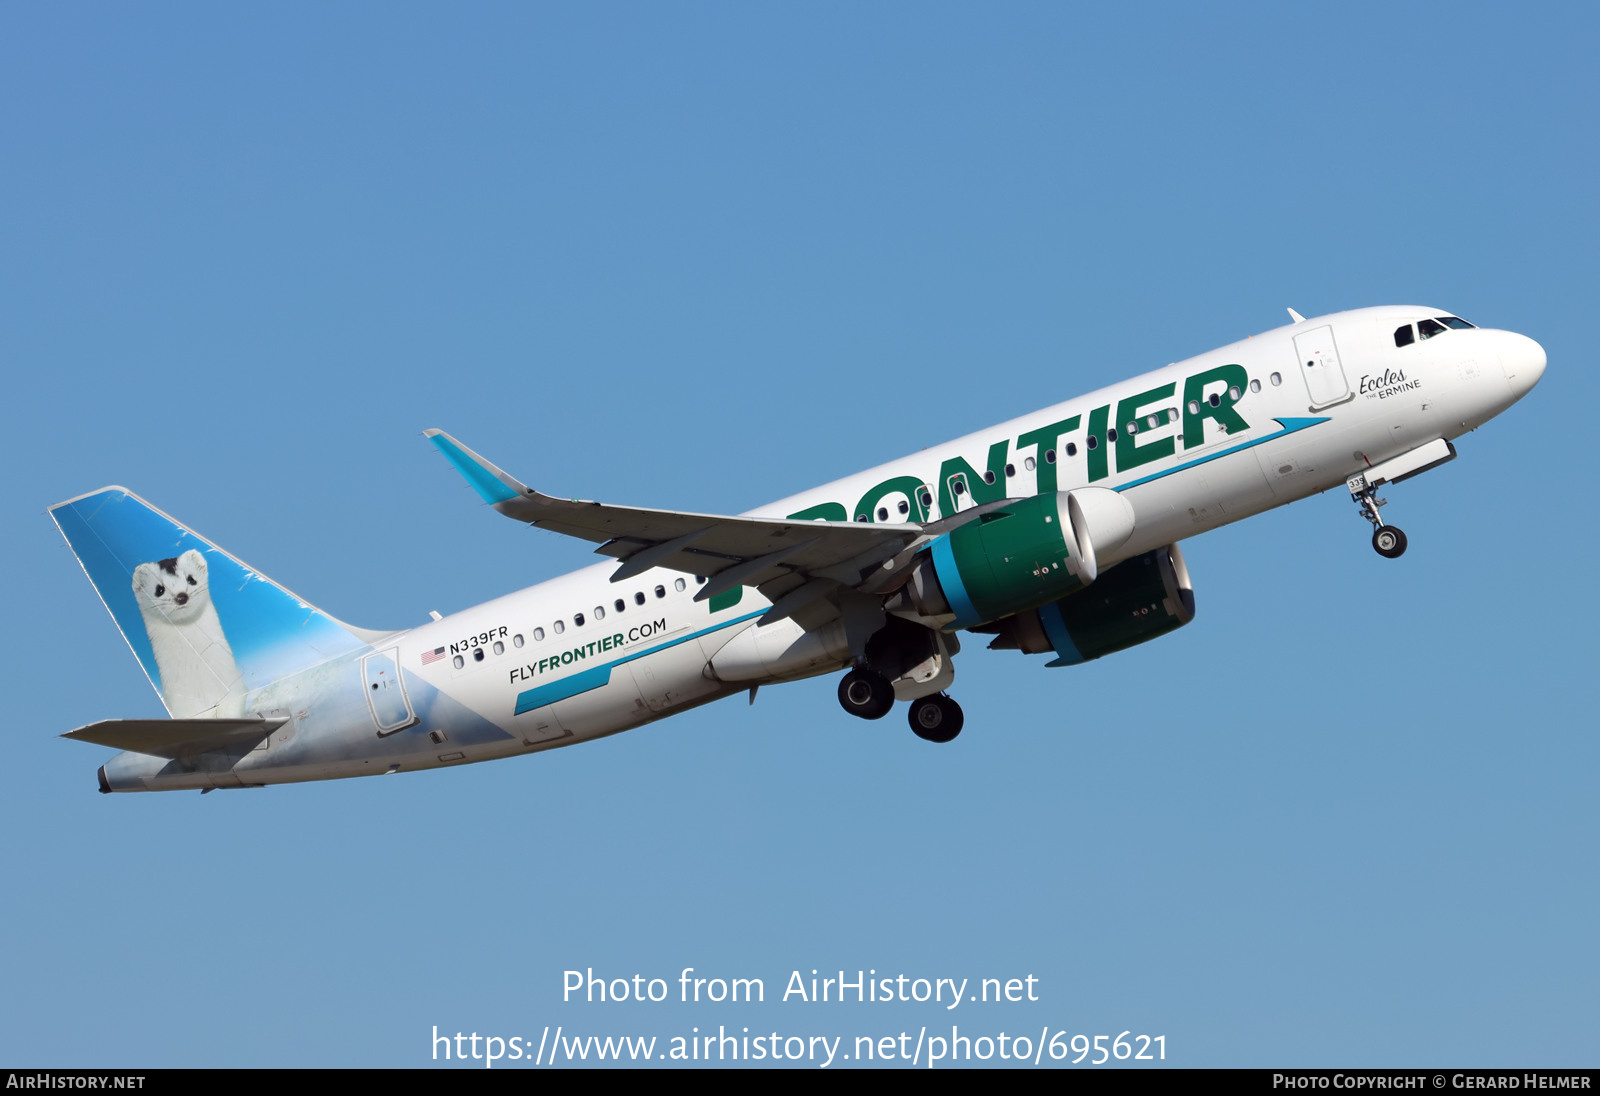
[
  {"x1": 836, "y1": 668, "x2": 964, "y2": 743},
  {"x1": 837, "y1": 668, "x2": 894, "y2": 720},
  {"x1": 907, "y1": 694, "x2": 963, "y2": 743},
  {"x1": 1348, "y1": 472, "x2": 1408, "y2": 559}
]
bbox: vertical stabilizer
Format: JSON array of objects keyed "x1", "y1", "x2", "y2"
[{"x1": 50, "y1": 487, "x2": 380, "y2": 717}]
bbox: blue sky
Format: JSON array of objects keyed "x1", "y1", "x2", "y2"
[{"x1": 3, "y1": 2, "x2": 1595, "y2": 1068}]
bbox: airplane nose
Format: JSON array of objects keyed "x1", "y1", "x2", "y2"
[{"x1": 1500, "y1": 331, "x2": 1546, "y2": 397}]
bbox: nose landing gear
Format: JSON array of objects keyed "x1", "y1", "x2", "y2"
[
  {"x1": 1344, "y1": 439, "x2": 1457, "y2": 560},
  {"x1": 1349, "y1": 473, "x2": 1407, "y2": 558}
]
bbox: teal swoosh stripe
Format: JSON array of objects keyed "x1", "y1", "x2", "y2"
[
  {"x1": 930, "y1": 534, "x2": 982, "y2": 630},
  {"x1": 514, "y1": 609, "x2": 766, "y2": 715},
  {"x1": 1039, "y1": 600, "x2": 1085, "y2": 667},
  {"x1": 1114, "y1": 417, "x2": 1329, "y2": 492},
  {"x1": 515, "y1": 663, "x2": 615, "y2": 712}
]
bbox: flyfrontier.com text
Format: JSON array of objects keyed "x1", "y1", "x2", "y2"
[{"x1": 561, "y1": 968, "x2": 1041, "y2": 1010}]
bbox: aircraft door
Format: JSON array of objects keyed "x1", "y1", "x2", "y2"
[
  {"x1": 362, "y1": 647, "x2": 419, "y2": 734},
  {"x1": 1293, "y1": 326, "x2": 1353, "y2": 410}
]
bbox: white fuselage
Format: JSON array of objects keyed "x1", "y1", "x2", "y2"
[{"x1": 100, "y1": 306, "x2": 1545, "y2": 790}]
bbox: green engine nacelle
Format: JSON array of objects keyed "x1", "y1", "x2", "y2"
[
  {"x1": 899, "y1": 488, "x2": 1137, "y2": 630},
  {"x1": 986, "y1": 544, "x2": 1195, "y2": 665}
]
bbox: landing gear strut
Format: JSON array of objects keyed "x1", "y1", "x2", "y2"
[
  {"x1": 1348, "y1": 472, "x2": 1407, "y2": 559},
  {"x1": 908, "y1": 694, "x2": 963, "y2": 743},
  {"x1": 837, "y1": 668, "x2": 894, "y2": 720}
]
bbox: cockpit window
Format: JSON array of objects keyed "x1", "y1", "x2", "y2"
[
  {"x1": 1414, "y1": 316, "x2": 1474, "y2": 342},
  {"x1": 1394, "y1": 324, "x2": 1415, "y2": 348}
]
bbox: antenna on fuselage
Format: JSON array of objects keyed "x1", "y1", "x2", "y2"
[{"x1": 1287, "y1": 308, "x2": 1306, "y2": 323}]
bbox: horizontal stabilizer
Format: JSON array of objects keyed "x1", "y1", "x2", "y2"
[{"x1": 63, "y1": 717, "x2": 285, "y2": 760}]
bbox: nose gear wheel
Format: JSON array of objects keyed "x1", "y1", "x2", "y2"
[
  {"x1": 1372, "y1": 526, "x2": 1407, "y2": 558},
  {"x1": 1348, "y1": 473, "x2": 1408, "y2": 558}
]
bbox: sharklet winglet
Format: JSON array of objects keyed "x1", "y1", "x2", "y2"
[{"x1": 424, "y1": 429, "x2": 528, "y2": 506}]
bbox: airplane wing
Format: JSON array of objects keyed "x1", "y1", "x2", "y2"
[
  {"x1": 425, "y1": 429, "x2": 1000, "y2": 621},
  {"x1": 63, "y1": 717, "x2": 285, "y2": 760}
]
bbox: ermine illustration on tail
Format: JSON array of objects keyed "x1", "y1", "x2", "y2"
[{"x1": 131, "y1": 549, "x2": 248, "y2": 718}]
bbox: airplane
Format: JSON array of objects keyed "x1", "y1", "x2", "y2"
[{"x1": 51, "y1": 305, "x2": 1545, "y2": 793}]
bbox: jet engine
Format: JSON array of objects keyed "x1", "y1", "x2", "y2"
[
  {"x1": 891, "y1": 487, "x2": 1138, "y2": 629},
  {"x1": 982, "y1": 544, "x2": 1195, "y2": 664}
]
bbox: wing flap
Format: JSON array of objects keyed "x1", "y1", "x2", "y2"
[{"x1": 63, "y1": 717, "x2": 285, "y2": 760}]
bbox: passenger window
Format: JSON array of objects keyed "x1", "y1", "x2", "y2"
[
  {"x1": 574, "y1": 613, "x2": 585, "y2": 627},
  {"x1": 1125, "y1": 421, "x2": 1137, "y2": 434},
  {"x1": 877, "y1": 506, "x2": 888, "y2": 521},
  {"x1": 492, "y1": 640, "x2": 504, "y2": 655},
  {"x1": 634, "y1": 592, "x2": 645, "y2": 606},
  {"x1": 1045, "y1": 449, "x2": 1056, "y2": 464},
  {"x1": 614, "y1": 598, "x2": 625, "y2": 613},
  {"x1": 1249, "y1": 379, "x2": 1262, "y2": 393},
  {"x1": 655, "y1": 585, "x2": 665, "y2": 599},
  {"x1": 674, "y1": 578, "x2": 687, "y2": 592},
  {"x1": 1187, "y1": 399, "x2": 1201, "y2": 414},
  {"x1": 1107, "y1": 427, "x2": 1118, "y2": 442},
  {"x1": 513, "y1": 634, "x2": 524, "y2": 648},
  {"x1": 1394, "y1": 324, "x2": 1415, "y2": 347},
  {"x1": 1418, "y1": 318, "x2": 1445, "y2": 340},
  {"x1": 1166, "y1": 408, "x2": 1179, "y2": 423},
  {"x1": 1005, "y1": 463, "x2": 1015, "y2": 478},
  {"x1": 533, "y1": 627, "x2": 545, "y2": 641},
  {"x1": 982, "y1": 470, "x2": 996, "y2": 485},
  {"x1": 1024, "y1": 456, "x2": 1036, "y2": 472},
  {"x1": 1269, "y1": 372, "x2": 1281, "y2": 386},
  {"x1": 554, "y1": 620, "x2": 565, "y2": 634},
  {"x1": 1228, "y1": 385, "x2": 1241, "y2": 401},
  {"x1": 593, "y1": 606, "x2": 605, "y2": 621},
  {"x1": 1065, "y1": 442, "x2": 1077, "y2": 457},
  {"x1": 897, "y1": 500, "x2": 909, "y2": 515},
  {"x1": 1086, "y1": 435, "x2": 1098, "y2": 450},
  {"x1": 473, "y1": 648, "x2": 484, "y2": 662},
  {"x1": 1208, "y1": 393, "x2": 1221, "y2": 407},
  {"x1": 452, "y1": 654, "x2": 464, "y2": 670},
  {"x1": 918, "y1": 488, "x2": 933, "y2": 508}
]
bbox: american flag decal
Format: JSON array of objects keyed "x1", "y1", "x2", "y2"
[{"x1": 421, "y1": 646, "x2": 446, "y2": 666}]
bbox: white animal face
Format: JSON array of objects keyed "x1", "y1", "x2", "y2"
[{"x1": 132, "y1": 549, "x2": 210, "y2": 624}]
